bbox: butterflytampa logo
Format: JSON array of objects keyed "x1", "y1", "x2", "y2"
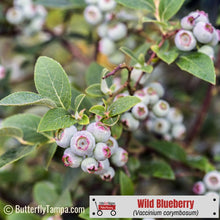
[{"x1": 90, "y1": 195, "x2": 219, "y2": 218}]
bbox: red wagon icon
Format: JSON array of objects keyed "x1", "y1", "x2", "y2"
[{"x1": 93, "y1": 199, "x2": 116, "y2": 216}]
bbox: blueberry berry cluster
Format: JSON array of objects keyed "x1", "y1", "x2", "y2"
[
  {"x1": 117, "y1": 80, "x2": 185, "y2": 141},
  {"x1": 55, "y1": 122, "x2": 128, "y2": 181},
  {"x1": 6, "y1": 0, "x2": 47, "y2": 36},
  {"x1": 84, "y1": 0, "x2": 137, "y2": 64},
  {"x1": 175, "y1": 10, "x2": 220, "y2": 59},
  {"x1": 192, "y1": 170, "x2": 220, "y2": 199}
]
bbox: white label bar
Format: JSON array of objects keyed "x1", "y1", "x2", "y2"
[{"x1": 89, "y1": 195, "x2": 219, "y2": 218}]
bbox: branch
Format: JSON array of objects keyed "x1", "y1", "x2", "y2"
[
  {"x1": 61, "y1": 39, "x2": 92, "y2": 65},
  {"x1": 185, "y1": 84, "x2": 214, "y2": 146}
]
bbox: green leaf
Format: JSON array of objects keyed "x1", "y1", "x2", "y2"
[
  {"x1": 109, "y1": 96, "x2": 141, "y2": 117},
  {"x1": 159, "y1": 0, "x2": 185, "y2": 21},
  {"x1": 186, "y1": 155, "x2": 214, "y2": 172},
  {"x1": 139, "y1": 65, "x2": 153, "y2": 73},
  {"x1": 120, "y1": 47, "x2": 139, "y2": 63},
  {"x1": 85, "y1": 83, "x2": 104, "y2": 97},
  {"x1": 7, "y1": 213, "x2": 41, "y2": 220},
  {"x1": 151, "y1": 42, "x2": 179, "y2": 64},
  {"x1": 176, "y1": 52, "x2": 216, "y2": 84},
  {"x1": 86, "y1": 62, "x2": 103, "y2": 86},
  {"x1": 140, "y1": 160, "x2": 175, "y2": 180},
  {"x1": 131, "y1": 43, "x2": 151, "y2": 66},
  {"x1": 74, "y1": 94, "x2": 86, "y2": 112},
  {"x1": 33, "y1": 181, "x2": 72, "y2": 207},
  {"x1": 102, "y1": 115, "x2": 120, "y2": 126},
  {"x1": 142, "y1": 17, "x2": 168, "y2": 27},
  {"x1": 0, "y1": 92, "x2": 56, "y2": 108},
  {"x1": 119, "y1": 171, "x2": 134, "y2": 195},
  {"x1": 78, "y1": 114, "x2": 90, "y2": 125},
  {"x1": 43, "y1": 143, "x2": 57, "y2": 170},
  {"x1": 89, "y1": 105, "x2": 105, "y2": 116},
  {"x1": 34, "y1": 0, "x2": 86, "y2": 9},
  {"x1": 111, "y1": 123, "x2": 123, "y2": 139},
  {"x1": 38, "y1": 108, "x2": 77, "y2": 132},
  {"x1": 148, "y1": 141, "x2": 186, "y2": 162},
  {"x1": 116, "y1": 0, "x2": 155, "y2": 12},
  {"x1": 0, "y1": 127, "x2": 23, "y2": 141},
  {"x1": 34, "y1": 56, "x2": 71, "y2": 109},
  {"x1": 71, "y1": 88, "x2": 92, "y2": 112},
  {"x1": 3, "y1": 114, "x2": 48, "y2": 143},
  {"x1": 0, "y1": 145, "x2": 36, "y2": 168}
]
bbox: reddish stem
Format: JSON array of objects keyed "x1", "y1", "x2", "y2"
[{"x1": 185, "y1": 84, "x2": 214, "y2": 146}]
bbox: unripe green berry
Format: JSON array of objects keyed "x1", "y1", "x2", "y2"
[
  {"x1": 94, "y1": 143, "x2": 111, "y2": 161},
  {"x1": 87, "y1": 122, "x2": 111, "y2": 142},
  {"x1": 153, "y1": 100, "x2": 170, "y2": 117},
  {"x1": 121, "y1": 112, "x2": 140, "y2": 131},
  {"x1": 100, "y1": 166, "x2": 115, "y2": 181},
  {"x1": 62, "y1": 148, "x2": 82, "y2": 168},
  {"x1": 132, "y1": 103, "x2": 148, "y2": 120},
  {"x1": 105, "y1": 136, "x2": 118, "y2": 154},
  {"x1": 55, "y1": 125, "x2": 77, "y2": 148},
  {"x1": 111, "y1": 147, "x2": 128, "y2": 167},
  {"x1": 71, "y1": 130, "x2": 95, "y2": 156},
  {"x1": 81, "y1": 157, "x2": 98, "y2": 174}
]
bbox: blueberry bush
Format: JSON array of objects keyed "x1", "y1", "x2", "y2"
[{"x1": 0, "y1": 0, "x2": 220, "y2": 219}]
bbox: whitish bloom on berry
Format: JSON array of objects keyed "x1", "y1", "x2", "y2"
[
  {"x1": 95, "y1": 159, "x2": 110, "y2": 175},
  {"x1": 105, "y1": 136, "x2": 118, "y2": 154},
  {"x1": 100, "y1": 166, "x2": 115, "y2": 181},
  {"x1": 193, "y1": 22, "x2": 214, "y2": 44},
  {"x1": 97, "y1": 23, "x2": 108, "y2": 38},
  {"x1": 35, "y1": 5, "x2": 47, "y2": 18},
  {"x1": 175, "y1": 30, "x2": 196, "y2": 51},
  {"x1": 203, "y1": 171, "x2": 220, "y2": 191},
  {"x1": 94, "y1": 143, "x2": 111, "y2": 161},
  {"x1": 131, "y1": 63, "x2": 149, "y2": 85},
  {"x1": 148, "y1": 82, "x2": 165, "y2": 98},
  {"x1": 6, "y1": 7, "x2": 24, "y2": 25},
  {"x1": 209, "y1": 29, "x2": 219, "y2": 46},
  {"x1": 108, "y1": 51, "x2": 125, "y2": 64},
  {"x1": 62, "y1": 148, "x2": 82, "y2": 168},
  {"x1": 192, "y1": 181, "x2": 206, "y2": 195},
  {"x1": 181, "y1": 16, "x2": 195, "y2": 30},
  {"x1": 111, "y1": 77, "x2": 121, "y2": 92},
  {"x1": 153, "y1": 118, "x2": 170, "y2": 135},
  {"x1": 163, "y1": 133, "x2": 172, "y2": 141},
  {"x1": 14, "y1": 0, "x2": 32, "y2": 7},
  {"x1": 0, "y1": 65, "x2": 6, "y2": 80},
  {"x1": 87, "y1": 122, "x2": 111, "y2": 142},
  {"x1": 124, "y1": 36, "x2": 137, "y2": 50},
  {"x1": 22, "y1": 4, "x2": 37, "y2": 19},
  {"x1": 81, "y1": 157, "x2": 98, "y2": 174},
  {"x1": 134, "y1": 89, "x2": 150, "y2": 105},
  {"x1": 121, "y1": 112, "x2": 140, "y2": 131},
  {"x1": 132, "y1": 103, "x2": 148, "y2": 120},
  {"x1": 111, "y1": 147, "x2": 128, "y2": 167},
  {"x1": 144, "y1": 86, "x2": 159, "y2": 105},
  {"x1": 189, "y1": 10, "x2": 209, "y2": 24},
  {"x1": 167, "y1": 107, "x2": 183, "y2": 124},
  {"x1": 55, "y1": 125, "x2": 77, "y2": 148},
  {"x1": 145, "y1": 119, "x2": 154, "y2": 131},
  {"x1": 198, "y1": 45, "x2": 214, "y2": 60},
  {"x1": 153, "y1": 100, "x2": 170, "y2": 117},
  {"x1": 98, "y1": 37, "x2": 116, "y2": 56},
  {"x1": 107, "y1": 23, "x2": 127, "y2": 41},
  {"x1": 98, "y1": 0, "x2": 116, "y2": 12},
  {"x1": 171, "y1": 124, "x2": 186, "y2": 140},
  {"x1": 84, "y1": 5, "x2": 102, "y2": 25},
  {"x1": 71, "y1": 130, "x2": 95, "y2": 156}
]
